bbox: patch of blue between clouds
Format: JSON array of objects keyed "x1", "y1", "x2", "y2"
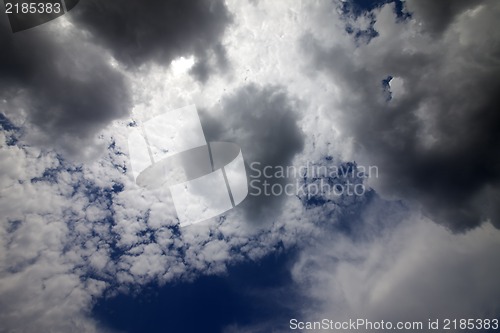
[
  {"x1": 341, "y1": 0, "x2": 409, "y2": 44},
  {"x1": 342, "y1": 0, "x2": 407, "y2": 18},
  {"x1": 299, "y1": 156, "x2": 408, "y2": 240},
  {"x1": 92, "y1": 250, "x2": 301, "y2": 333},
  {"x1": 0, "y1": 112, "x2": 19, "y2": 145},
  {"x1": 382, "y1": 75, "x2": 393, "y2": 101}
]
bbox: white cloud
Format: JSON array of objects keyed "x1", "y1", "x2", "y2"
[{"x1": 292, "y1": 215, "x2": 500, "y2": 329}]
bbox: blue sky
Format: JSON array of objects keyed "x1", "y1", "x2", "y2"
[{"x1": 93, "y1": 251, "x2": 299, "y2": 333}]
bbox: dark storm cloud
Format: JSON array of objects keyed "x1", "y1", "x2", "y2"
[
  {"x1": 405, "y1": 0, "x2": 484, "y2": 34},
  {"x1": 70, "y1": 0, "x2": 232, "y2": 75},
  {"x1": 200, "y1": 84, "x2": 305, "y2": 224},
  {"x1": 302, "y1": 1, "x2": 500, "y2": 231},
  {"x1": 0, "y1": 12, "x2": 130, "y2": 153}
]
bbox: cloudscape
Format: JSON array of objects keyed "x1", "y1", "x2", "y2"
[{"x1": 1, "y1": 0, "x2": 499, "y2": 332}]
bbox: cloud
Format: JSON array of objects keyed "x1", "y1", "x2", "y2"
[
  {"x1": 291, "y1": 213, "x2": 500, "y2": 330},
  {"x1": 404, "y1": 0, "x2": 484, "y2": 34},
  {"x1": 301, "y1": 1, "x2": 500, "y2": 231},
  {"x1": 70, "y1": 0, "x2": 233, "y2": 78},
  {"x1": 200, "y1": 84, "x2": 305, "y2": 225},
  {"x1": 0, "y1": 14, "x2": 130, "y2": 155},
  {"x1": 0, "y1": 131, "x2": 117, "y2": 332}
]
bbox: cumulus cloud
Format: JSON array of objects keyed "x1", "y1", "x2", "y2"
[{"x1": 0, "y1": 131, "x2": 116, "y2": 332}]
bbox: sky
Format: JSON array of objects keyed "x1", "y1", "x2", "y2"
[{"x1": 1, "y1": 0, "x2": 500, "y2": 332}]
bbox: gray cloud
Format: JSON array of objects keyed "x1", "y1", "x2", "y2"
[
  {"x1": 302, "y1": 1, "x2": 500, "y2": 231},
  {"x1": 0, "y1": 13, "x2": 130, "y2": 154},
  {"x1": 200, "y1": 84, "x2": 305, "y2": 225},
  {"x1": 405, "y1": 0, "x2": 484, "y2": 34},
  {"x1": 70, "y1": 0, "x2": 232, "y2": 77}
]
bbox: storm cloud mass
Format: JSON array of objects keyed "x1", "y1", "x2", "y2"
[
  {"x1": 1, "y1": 0, "x2": 499, "y2": 332},
  {"x1": 0, "y1": 12, "x2": 130, "y2": 153},
  {"x1": 304, "y1": 0, "x2": 500, "y2": 231},
  {"x1": 71, "y1": 0, "x2": 232, "y2": 76}
]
